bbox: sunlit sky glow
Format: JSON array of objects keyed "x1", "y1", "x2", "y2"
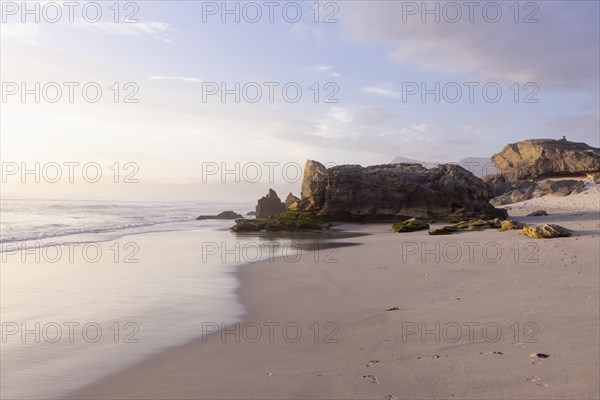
[{"x1": 1, "y1": 1, "x2": 599, "y2": 200}]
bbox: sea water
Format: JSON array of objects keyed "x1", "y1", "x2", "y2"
[{"x1": 0, "y1": 196, "x2": 297, "y2": 399}]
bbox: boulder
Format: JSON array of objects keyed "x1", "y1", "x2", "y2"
[
  {"x1": 491, "y1": 139, "x2": 600, "y2": 183},
  {"x1": 197, "y1": 211, "x2": 243, "y2": 220},
  {"x1": 255, "y1": 189, "x2": 286, "y2": 219},
  {"x1": 296, "y1": 161, "x2": 507, "y2": 222},
  {"x1": 520, "y1": 224, "x2": 572, "y2": 239}
]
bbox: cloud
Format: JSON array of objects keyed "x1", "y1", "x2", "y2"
[
  {"x1": 74, "y1": 20, "x2": 172, "y2": 42},
  {"x1": 313, "y1": 106, "x2": 355, "y2": 139},
  {"x1": 305, "y1": 65, "x2": 341, "y2": 78},
  {"x1": 353, "y1": 107, "x2": 392, "y2": 126},
  {"x1": 342, "y1": 2, "x2": 600, "y2": 91},
  {"x1": 364, "y1": 84, "x2": 401, "y2": 98},
  {"x1": 0, "y1": 23, "x2": 41, "y2": 45},
  {"x1": 149, "y1": 76, "x2": 202, "y2": 83},
  {"x1": 289, "y1": 23, "x2": 326, "y2": 41}
]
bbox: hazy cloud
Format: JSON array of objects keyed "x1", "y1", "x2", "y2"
[
  {"x1": 342, "y1": 2, "x2": 599, "y2": 91},
  {"x1": 149, "y1": 76, "x2": 202, "y2": 83},
  {"x1": 364, "y1": 84, "x2": 401, "y2": 98}
]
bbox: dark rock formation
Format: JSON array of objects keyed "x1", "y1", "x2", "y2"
[
  {"x1": 197, "y1": 211, "x2": 243, "y2": 220},
  {"x1": 491, "y1": 139, "x2": 600, "y2": 182},
  {"x1": 246, "y1": 211, "x2": 257, "y2": 216},
  {"x1": 255, "y1": 189, "x2": 286, "y2": 219},
  {"x1": 296, "y1": 160, "x2": 507, "y2": 222}
]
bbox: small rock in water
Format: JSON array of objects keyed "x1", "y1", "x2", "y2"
[{"x1": 386, "y1": 307, "x2": 399, "y2": 311}]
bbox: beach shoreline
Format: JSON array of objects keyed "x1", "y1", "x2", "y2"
[{"x1": 66, "y1": 192, "x2": 600, "y2": 400}]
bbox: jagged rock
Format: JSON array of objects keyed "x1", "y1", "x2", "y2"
[
  {"x1": 301, "y1": 160, "x2": 329, "y2": 208},
  {"x1": 255, "y1": 189, "x2": 286, "y2": 219},
  {"x1": 520, "y1": 224, "x2": 572, "y2": 239},
  {"x1": 285, "y1": 193, "x2": 301, "y2": 210},
  {"x1": 246, "y1": 211, "x2": 257, "y2": 216},
  {"x1": 391, "y1": 218, "x2": 429, "y2": 233},
  {"x1": 491, "y1": 139, "x2": 600, "y2": 183},
  {"x1": 527, "y1": 210, "x2": 548, "y2": 217},
  {"x1": 197, "y1": 211, "x2": 243, "y2": 220},
  {"x1": 296, "y1": 161, "x2": 506, "y2": 222}
]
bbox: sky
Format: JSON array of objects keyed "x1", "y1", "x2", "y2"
[{"x1": 1, "y1": 0, "x2": 599, "y2": 200}]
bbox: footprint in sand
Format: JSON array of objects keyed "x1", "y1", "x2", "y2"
[
  {"x1": 366, "y1": 360, "x2": 380, "y2": 367},
  {"x1": 417, "y1": 354, "x2": 445, "y2": 360},
  {"x1": 529, "y1": 353, "x2": 550, "y2": 364},
  {"x1": 363, "y1": 374, "x2": 379, "y2": 384},
  {"x1": 527, "y1": 376, "x2": 549, "y2": 387},
  {"x1": 529, "y1": 353, "x2": 550, "y2": 359}
]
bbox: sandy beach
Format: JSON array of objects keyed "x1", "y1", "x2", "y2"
[{"x1": 67, "y1": 186, "x2": 600, "y2": 400}]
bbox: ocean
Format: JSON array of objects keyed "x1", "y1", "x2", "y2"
[{"x1": 0, "y1": 196, "x2": 300, "y2": 399}]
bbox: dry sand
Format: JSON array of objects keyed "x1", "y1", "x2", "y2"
[{"x1": 67, "y1": 186, "x2": 600, "y2": 399}]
